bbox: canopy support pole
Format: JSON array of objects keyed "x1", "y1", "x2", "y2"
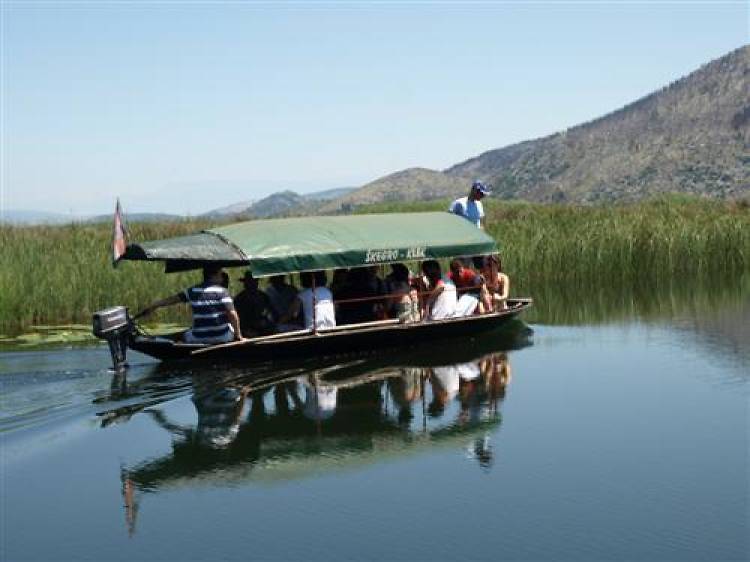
[{"x1": 312, "y1": 273, "x2": 318, "y2": 334}]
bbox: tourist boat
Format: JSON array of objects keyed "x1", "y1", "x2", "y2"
[{"x1": 93, "y1": 212, "x2": 532, "y2": 367}]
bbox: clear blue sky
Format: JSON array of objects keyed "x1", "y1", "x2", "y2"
[{"x1": 1, "y1": 1, "x2": 747, "y2": 216}]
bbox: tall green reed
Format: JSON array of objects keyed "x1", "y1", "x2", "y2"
[
  {"x1": 0, "y1": 220, "x2": 217, "y2": 334},
  {"x1": 1, "y1": 196, "x2": 747, "y2": 334}
]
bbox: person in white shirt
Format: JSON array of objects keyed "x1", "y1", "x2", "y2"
[
  {"x1": 421, "y1": 260, "x2": 457, "y2": 320},
  {"x1": 284, "y1": 270, "x2": 336, "y2": 330},
  {"x1": 449, "y1": 180, "x2": 490, "y2": 229}
]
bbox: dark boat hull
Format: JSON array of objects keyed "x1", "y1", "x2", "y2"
[{"x1": 130, "y1": 298, "x2": 532, "y2": 363}]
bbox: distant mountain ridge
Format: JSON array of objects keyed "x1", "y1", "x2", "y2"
[
  {"x1": 443, "y1": 45, "x2": 749, "y2": 202},
  {"x1": 8, "y1": 46, "x2": 747, "y2": 225},
  {"x1": 327, "y1": 45, "x2": 749, "y2": 209},
  {"x1": 319, "y1": 169, "x2": 470, "y2": 213},
  {"x1": 201, "y1": 200, "x2": 256, "y2": 218},
  {"x1": 201, "y1": 186, "x2": 357, "y2": 219}
]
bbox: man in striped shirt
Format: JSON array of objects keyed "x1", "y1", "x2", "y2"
[{"x1": 136, "y1": 266, "x2": 243, "y2": 344}]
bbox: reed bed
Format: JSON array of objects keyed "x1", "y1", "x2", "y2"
[
  {"x1": 491, "y1": 197, "x2": 748, "y2": 288},
  {"x1": 362, "y1": 196, "x2": 749, "y2": 288},
  {"x1": 0, "y1": 219, "x2": 218, "y2": 335},
  {"x1": 1, "y1": 196, "x2": 748, "y2": 335}
]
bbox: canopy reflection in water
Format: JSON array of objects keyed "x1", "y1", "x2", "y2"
[{"x1": 106, "y1": 327, "x2": 529, "y2": 536}]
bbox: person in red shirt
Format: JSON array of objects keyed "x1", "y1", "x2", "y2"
[{"x1": 449, "y1": 259, "x2": 490, "y2": 315}]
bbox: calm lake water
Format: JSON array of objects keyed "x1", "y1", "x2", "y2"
[{"x1": 1, "y1": 290, "x2": 748, "y2": 561}]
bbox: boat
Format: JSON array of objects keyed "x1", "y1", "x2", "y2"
[{"x1": 93, "y1": 212, "x2": 532, "y2": 367}]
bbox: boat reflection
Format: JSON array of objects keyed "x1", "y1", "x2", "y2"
[{"x1": 109, "y1": 326, "x2": 530, "y2": 535}]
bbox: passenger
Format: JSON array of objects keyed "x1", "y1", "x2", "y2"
[
  {"x1": 330, "y1": 269, "x2": 349, "y2": 300},
  {"x1": 335, "y1": 267, "x2": 380, "y2": 325},
  {"x1": 480, "y1": 255, "x2": 510, "y2": 311},
  {"x1": 284, "y1": 271, "x2": 336, "y2": 330},
  {"x1": 409, "y1": 279, "x2": 423, "y2": 321},
  {"x1": 449, "y1": 259, "x2": 487, "y2": 316},
  {"x1": 366, "y1": 266, "x2": 387, "y2": 319},
  {"x1": 386, "y1": 263, "x2": 419, "y2": 323},
  {"x1": 384, "y1": 263, "x2": 414, "y2": 292},
  {"x1": 233, "y1": 270, "x2": 274, "y2": 337},
  {"x1": 421, "y1": 260, "x2": 457, "y2": 320},
  {"x1": 366, "y1": 266, "x2": 387, "y2": 296},
  {"x1": 265, "y1": 275, "x2": 298, "y2": 322},
  {"x1": 136, "y1": 266, "x2": 242, "y2": 344}
]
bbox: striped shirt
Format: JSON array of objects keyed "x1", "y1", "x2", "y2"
[{"x1": 179, "y1": 283, "x2": 235, "y2": 340}]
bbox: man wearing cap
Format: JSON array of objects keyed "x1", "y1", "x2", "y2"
[
  {"x1": 233, "y1": 270, "x2": 275, "y2": 337},
  {"x1": 449, "y1": 180, "x2": 490, "y2": 229}
]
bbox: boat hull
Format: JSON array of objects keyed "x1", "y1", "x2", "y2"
[{"x1": 130, "y1": 298, "x2": 532, "y2": 363}]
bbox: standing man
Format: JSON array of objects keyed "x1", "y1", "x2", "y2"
[
  {"x1": 449, "y1": 180, "x2": 490, "y2": 229},
  {"x1": 136, "y1": 266, "x2": 243, "y2": 344}
]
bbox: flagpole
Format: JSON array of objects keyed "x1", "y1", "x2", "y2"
[{"x1": 112, "y1": 198, "x2": 128, "y2": 268}]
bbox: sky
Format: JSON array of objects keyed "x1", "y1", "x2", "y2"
[{"x1": 1, "y1": 1, "x2": 747, "y2": 216}]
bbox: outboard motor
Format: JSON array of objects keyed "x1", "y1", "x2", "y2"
[{"x1": 93, "y1": 306, "x2": 132, "y2": 371}]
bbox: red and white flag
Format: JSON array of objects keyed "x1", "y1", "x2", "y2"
[{"x1": 112, "y1": 198, "x2": 128, "y2": 267}]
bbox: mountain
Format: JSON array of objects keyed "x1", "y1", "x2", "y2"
[
  {"x1": 10, "y1": 48, "x2": 746, "y2": 225},
  {"x1": 444, "y1": 45, "x2": 749, "y2": 203},
  {"x1": 303, "y1": 187, "x2": 356, "y2": 201},
  {"x1": 321, "y1": 45, "x2": 748, "y2": 209},
  {"x1": 202, "y1": 187, "x2": 356, "y2": 218},
  {"x1": 238, "y1": 190, "x2": 308, "y2": 218},
  {"x1": 320, "y1": 168, "x2": 470, "y2": 213},
  {"x1": 201, "y1": 200, "x2": 255, "y2": 218}
]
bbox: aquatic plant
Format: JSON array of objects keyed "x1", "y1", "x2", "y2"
[{"x1": 1, "y1": 197, "x2": 747, "y2": 335}]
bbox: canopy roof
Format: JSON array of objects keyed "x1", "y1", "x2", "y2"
[{"x1": 121, "y1": 212, "x2": 498, "y2": 276}]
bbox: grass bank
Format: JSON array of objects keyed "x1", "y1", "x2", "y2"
[{"x1": 1, "y1": 196, "x2": 748, "y2": 335}]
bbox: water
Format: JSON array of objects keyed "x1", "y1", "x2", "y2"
[{"x1": 1, "y1": 298, "x2": 748, "y2": 561}]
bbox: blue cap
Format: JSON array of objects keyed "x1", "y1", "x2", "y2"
[{"x1": 471, "y1": 180, "x2": 491, "y2": 195}]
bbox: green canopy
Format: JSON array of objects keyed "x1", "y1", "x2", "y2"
[{"x1": 121, "y1": 212, "x2": 498, "y2": 277}]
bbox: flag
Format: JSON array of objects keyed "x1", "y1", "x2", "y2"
[{"x1": 112, "y1": 198, "x2": 128, "y2": 267}]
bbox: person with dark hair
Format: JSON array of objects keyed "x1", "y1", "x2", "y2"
[
  {"x1": 449, "y1": 180, "x2": 490, "y2": 229},
  {"x1": 384, "y1": 263, "x2": 410, "y2": 293},
  {"x1": 283, "y1": 270, "x2": 336, "y2": 330},
  {"x1": 335, "y1": 267, "x2": 380, "y2": 325},
  {"x1": 449, "y1": 259, "x2": 489, "y2": 316},
  {"x1": 385, "y1": 263, "x2": 419, "y2": 322},
  {"x1": 480, "y1": 255, "x2": 510, "y2": 311},
  {"x1": 330, "y1": 269, "x2": 349, "y2": 298},
  {"x1": 421, "y1": 260, "x2": 456, "y2": 320},
  {"x1": 265, "y1": 275, "x2": 298, "y2": 322},
  {"x1": 136, "y1": 266, "x2": 242, "y2": 344},
  {"x1": 233, "y1": 270, "x2": 274, "y2": 337}
]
